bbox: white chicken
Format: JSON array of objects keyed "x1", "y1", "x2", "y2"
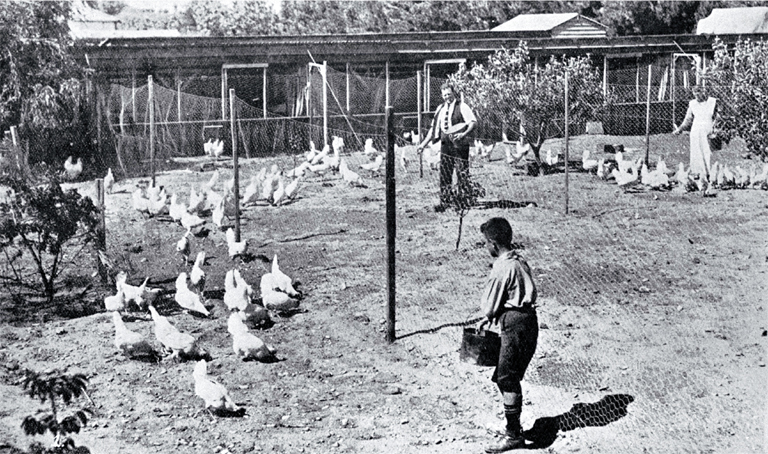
[
  {"x1": 226, "y1": 228, "x2": 248, "y2": 259},
  {"x1": 112, "y1": 312, "x2": 156, "y2": 359},
  {"x1": 286, "y1": 161, "x2": 312, "y2": 178},
  {"x1": 267, "y1": 254, "x2": 299, "y2": 297},
  {"x1": 261, "y1": 173, "x2": 278, "y2": 201},
  {"x1": 149, "y1": 305, "x2": 205, "y2": 361},
  {"x1": 283, "y1": 176, "x2": 301, "y2": 202},
  {"x1": 545, "y1": 149, "x2": 560, "y2": 166},
  {"x1": 203, "y1": 170, "x2": 220, "y2": 193},
  {"x1": 176, "y1": 229, "x2": 191, "y2": 264},
  {"x1": 310, "y1": 144, "x2": 330, "y2": 165},
  {"x1": 640, "y1": 162, "x2": 670, "y2": 189},
  {"x1": 103, "y1": 168, "x2": 115, "y2": 194},
  {"x1": 596, "y1": 158, "x2": 608, "y2": 180},
  {"x1": 146, "y1": 186, "x2": 168, "y2": 216},
  {"x1": 205, "y1": 188, "x2": 224, "y2": 212},
  {"x1": 210, "y1": 139, "x2": 224, "y2": 158},
  {"x1": 193, "y1": 359, "x2": 242, "y2": 415},
  {"x1": 422, "y1": 141, "x2": 441, "y2": 170},
  {"x1": 331, "y1": 136, "x2": 345, "y2": 155},
  {"x1": 360, "y1": 154, "x2": 384, "y2": 173},
  {"x1": 262, "y1": 290, "x2": 300, "y2": 314},
  {"x1": 227, "y1": 312, "x2": 276, "y2": 362},
  {"x1": 306, "y1": 140, "x2": 321, "y2": 162},
  {"x1": 116, "y1": 272, "x2": 148, "y2": 309},
  {"x1": 611, "y1": 162, "x2": 639, "y2": 187},
  {"x1": 132, "y1": 188, "x2": 149, "y2": 214},
  {"x1": 242, "y1": 175, "x2": 262, "y2": 205},
  {"x1": 674, "y1": 162, "x2": 688, "y2": 187},
  {"x1": 339, "y1": 158, "x2": 363, "y2": 186},
  {"x1": 224, "y1": 269, "x2": 251, "y2": 311},
  {"x1": 104, "y1": 287, "x2": 126, "y2": 312},
  {"x1": 187, "y1": 186, "x2": 206, "y2": 215},
  {"x1": 410, "y1": 131, "x2": 420, "y2": 145},
  {"x1": 363, "y1": 138, "x2": 378, "y2": 155},
  {"x1": 175, "y1": 272, "x2": 209, "y2": 316},
  {"x1": 750, "y1": 163, "x2": 768, "y2": 189},
  {"x1": 582, "y1": 150, "x2": 599, "y2": 172},
  {"x1": 271, "y1": 177, "x2": 286, "y2": 206},
  {"x1": 180, "y1": 211, "x2": 205, "y2": 231},
  {"x1": 63, "y1": 156, "x2": 83, "y2": 181},
  {"x1": 472, "y1": 140, "x2": 493, "y2": 160},
  {"x1": 189, "y1": 251, "x2": 206, "y2": 294},
  {"x1": 501, "y1": 133, "x2": 529, "y2": 165},
  {"x1": 212, "y1": 197, "x2": 226, "y2": 229},
  {"x1": 169, "y1": 193, "x2": 188, "y2": 222}
]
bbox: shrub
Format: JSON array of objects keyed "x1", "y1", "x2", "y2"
[{"x1": 0, "y1": 175, "x2": 99, "y2": 302}]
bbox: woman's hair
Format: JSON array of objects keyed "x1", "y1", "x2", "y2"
[{"x1": 481, "y1": 217, "x2": 513, "y2": 246}]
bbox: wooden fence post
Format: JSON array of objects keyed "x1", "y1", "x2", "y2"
[
  {"x1": 148, "y1": 75, "x2": 155, "y2": 187},
  {"x1": 645, "y1": 64, "x2": 652, "y2": 167},
  {"x1": 229, "y1": 88, "x2": 240, "y2": 243},
  {"x1": 385, "y1": 106, "x2": 396, "y2": 343},
  {"x1": 417, "y1": 70, "x2": 423, "y2": 178},
  {"x1": 564, "y1": 71, "x2": 570, "y2": 215},
  {"x1": 95, "y1": 178, "x2": 107, "y2": 283}
]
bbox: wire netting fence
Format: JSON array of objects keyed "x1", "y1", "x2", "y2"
[{"x1": 13, "y1": 60, "x2": 758, "y2": 452}]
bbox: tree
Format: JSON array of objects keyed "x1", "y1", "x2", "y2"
[
  {"x1": 0, "y1": 1, "x2": 81, "y2": 132},
  {"x1": 449, "y1": 43, "x2": 605, "y2": 175},
  {"x1": 188, "y1": 0, "x2": 279, "y2": 36},
  {"x1": 708, "y1": 38, "x2": 768, "y2": 161}
]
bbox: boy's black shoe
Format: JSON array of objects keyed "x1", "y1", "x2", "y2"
[
  {"x1": 433, "y1": 203, "x2": 447, "y2": 213},
  {"x1": 485, "y1": 435, "x2": 525, "y2": 453}
]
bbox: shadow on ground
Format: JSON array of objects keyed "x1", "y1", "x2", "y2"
[{"x1": 524, "y1": 394, "x2": 635, "y2": 449}]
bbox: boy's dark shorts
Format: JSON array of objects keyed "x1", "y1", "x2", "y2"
[{"x1": 491, "y1": 308, "x2": 539, "y2": 390}]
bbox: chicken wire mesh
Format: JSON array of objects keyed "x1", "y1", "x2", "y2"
[{"x1": 86, "y1": 65, "x2": 765, "y2": 453}]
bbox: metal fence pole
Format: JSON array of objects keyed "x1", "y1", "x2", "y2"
[
  {"x1": 385, "y1": 106, "x2": 396, "y2": 343},
  {"x1": 229, "y1": 88, "x2": 240, "y2": 243},
  {"x1": 148, "y1": 75, "x2": 155, "y2": 187}
]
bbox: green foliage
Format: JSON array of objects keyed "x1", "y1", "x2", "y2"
[
  {"x1": 449, "y1": 43, "x2": 605, "y2": 174},
  {"x1": 0, "y1": 1, "x2": 81, "y2": 131},
  {"x1": 708, "y1": 38, "x2": 768, "y2": 160},
  {"x1": 188, "y1": 0, "x2": 279, "y2": 36},
  {"x1": 0, "y1": 175, "x2": 99, "y2": 301},
  {"x1": 19, "y1": 369, "x2": 92, "y2": 451}
]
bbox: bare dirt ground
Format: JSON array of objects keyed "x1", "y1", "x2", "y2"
[{"x1": 0, "y1": 133, "x2": 765, "y2": 454}]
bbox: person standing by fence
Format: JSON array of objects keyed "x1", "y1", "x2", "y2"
[
  {"x1": 417, "y1": 82, "x2": 477, "y2": 212},
  {"x1": 673, "y1": 85, "x2": 718, "y2": 185}
]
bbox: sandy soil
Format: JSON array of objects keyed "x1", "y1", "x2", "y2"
[{"x1": 0, "y1": 133, "x2": 765, "y2": 454}]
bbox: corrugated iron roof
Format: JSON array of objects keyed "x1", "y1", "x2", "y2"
[
  {"x1": 70, "y1": 1, "x2": 120, "y2": 23},
  {"x1": 697, "y1": 7, "x2": 768, "y2": 34}
]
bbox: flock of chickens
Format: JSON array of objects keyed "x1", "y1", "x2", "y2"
[
  {"x1": 97, "y1": 134, "x2": 409, "y2": 416},
  {"x1": 580, "y1": 148, "x2": 768, "y2": 193}
]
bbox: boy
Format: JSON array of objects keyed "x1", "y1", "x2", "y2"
[{"x1": 477, "y1": 217, "x2": 538, "y2": 452}]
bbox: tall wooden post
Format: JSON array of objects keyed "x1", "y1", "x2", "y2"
[
  {"x1": 417, "y1": 70, "x2": 423, "y2": 178},
  {"x1": 221, "y1": 67, "x2": 227, "y2": 120},
  {"x1": 385, "y1": 106, "x2": 396, "y2": 343},
  {"x1": 645, "y1": 64, "x2": 652, "y2": 167},
  {"x1": 229, "y1": 88, "x2": 241, "y2": 243},
  {"x1": 95, "y1": 178, "x2": 107, "y2": 283},
  {"x1": 346, "y1": 62, "x2": 351, "y2": 112},
  {"x1": 564, "y1": 72, "x2": 570, "y2": 215},
  {"x1": 322, "y1": 61, "x2": 328, "y2": 147},
  {"x1": 308, "y1": 64, "x2": 313, "y2": 145},
  {"x1": 602, "y1": 56, "x2": 608, "y2": 99},
  {"x1": 263, "y1": 67, "x2": 268, "y2": 118},
  {"x1": 131, "y1": 69, "x2": 136, "y2": 125},
  {"x1": 385, "y1": 60, "x2": 390, "y2": 109},
  {"x1": 148, "y1": 75, "x2": 155, "y2": 187}
]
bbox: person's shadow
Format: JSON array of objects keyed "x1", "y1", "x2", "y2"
[{"x1": 523, "y1": 394, "x2": 635, "y2": 449}]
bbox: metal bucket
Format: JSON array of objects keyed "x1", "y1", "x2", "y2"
[{"x1": 460, "y1": 328, "x2": 500, "y2": 367}]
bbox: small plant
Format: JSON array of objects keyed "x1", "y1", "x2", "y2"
[
  {"x1": 0, "y1": 174, "x2": 99, "y2": 302},
  {"x1": 446, "y1": 176, "x2": 486, "y2": 250},
  {"x1": 20, "y1": 369, "x2": 93, "y2": 453}
]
